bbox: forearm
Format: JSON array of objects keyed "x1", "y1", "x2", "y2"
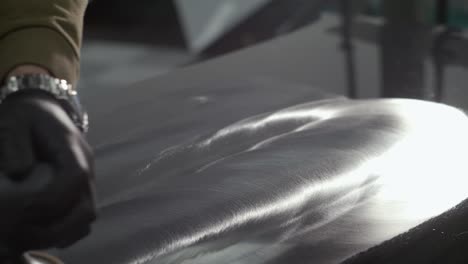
[{"x1": 0, "y1": 0, "x2": 88, "y2": 86}]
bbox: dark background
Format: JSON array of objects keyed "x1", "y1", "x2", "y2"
[{"x1": 80, "y1": 0, "x2": 468, "y2": 110}]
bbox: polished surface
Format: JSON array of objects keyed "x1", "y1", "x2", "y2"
[
  {"x1": 64, "y1": 1, "x2": 468, "y2": 263},
  {"x1": 60, "y1": 79, "x2": 468, "y2": 263}
]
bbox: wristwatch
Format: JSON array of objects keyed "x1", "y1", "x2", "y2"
[{"x1": 0, "y1": 74, "x2": 88, "y2": 133}]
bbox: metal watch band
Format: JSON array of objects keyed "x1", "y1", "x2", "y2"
[{"x1": 1, "y1": 74, "x2": 89, "y2": 133}]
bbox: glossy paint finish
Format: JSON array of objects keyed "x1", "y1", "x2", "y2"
[{"x1": 61, "y1": 2, "x2": 468, "y2": 263}]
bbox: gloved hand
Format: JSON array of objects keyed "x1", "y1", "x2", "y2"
[{"x1": 0, "y1": 90, "x2": 96, "y2": 257}]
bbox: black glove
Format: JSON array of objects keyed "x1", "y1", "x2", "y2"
[{"x1": 0, "y1": 90, "x2": 96, "y2": 256}]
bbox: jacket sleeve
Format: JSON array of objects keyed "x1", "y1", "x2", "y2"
[{"x1": 0, "y1": 0, "x2": 88, "y2": 87}]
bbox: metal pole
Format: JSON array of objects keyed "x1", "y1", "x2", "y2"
[{"x1": 340, "y1": 0, "x2": 357, "y2": 98}]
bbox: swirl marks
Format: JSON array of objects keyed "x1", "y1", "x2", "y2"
[{"x1": 60, "y1": 99, "x2": 468, "y2": 264}]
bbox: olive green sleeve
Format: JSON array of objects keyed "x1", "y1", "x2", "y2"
[{"x1": 0, "y1": 0, "x2": 88, "y2": 87}]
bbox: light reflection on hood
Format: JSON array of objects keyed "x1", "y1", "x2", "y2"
[{"x1": 61, "y1": 98, "x2": 468, "y2": 264}]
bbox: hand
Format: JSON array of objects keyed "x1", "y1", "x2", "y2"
[{"x1": 0, "y1": 90, "x2": 96, "y2": 255}]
